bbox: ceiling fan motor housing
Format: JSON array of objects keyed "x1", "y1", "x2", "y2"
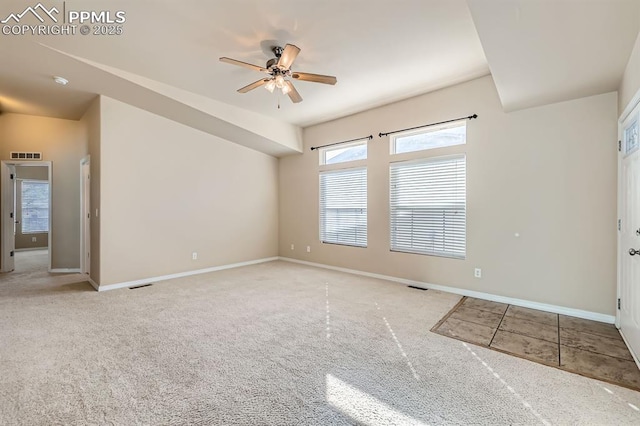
[{"x1": 266, "y1": 58, "x2": 278, "y2": 70}]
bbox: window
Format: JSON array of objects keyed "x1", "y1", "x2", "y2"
[
  {"x1": 320, "y1": 139, "x2": 368, "y2": 165},
  {"x1": 21, "y1": 180, "x2": 49, "y2": 233},
  {"x1": 320, "y1": 168, "x2": 367, "y2": 247},
  {"x1": 624, "y1": 114, "x2": 639, "y2": 156},
  {"x1": 390, "y1": 155, "x2": 466, "y2": 258},
  {"x1": 391, "y1": 121, "x2": 466, "y2": 154}
]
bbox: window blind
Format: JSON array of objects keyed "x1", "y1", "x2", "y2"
[
  {"x1": 320, "y1": 168, "x2": 367, "y2": 247},
  {"x1": 390, "y1": 155, "x2": 466, "y2": 259}
]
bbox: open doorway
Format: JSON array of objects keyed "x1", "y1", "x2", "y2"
[{"x1": 0, "y1": 161, "x2": 52, "y2": 273}]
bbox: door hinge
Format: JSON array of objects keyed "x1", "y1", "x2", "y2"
[
  {"x1": 618, "y1": 298, "x2": 621, "y2": 310},
  {"x1": 9, "y1": 212, "x2": 13, "y2": 219},
  {"x1": 9, "y1": 173, "x2": 14, "y2": 180},
  {"x1": 9, "y1": 251, "x2": 14, "y2": 257},
  {"x1": 619, "y1": 140, "x2": 622, "y2": 152},
  {"x1": 618, "y1": 219, "x2": 621, "y2": 231}
]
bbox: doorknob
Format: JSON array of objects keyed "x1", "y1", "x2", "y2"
[{"x1": 630, "y1": 248, "x2": 640, "y2": 256}]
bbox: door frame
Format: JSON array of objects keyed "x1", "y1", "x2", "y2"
[
  {"x1": 80, "y1": 156, "x2": 90, "y2": 275},
  {"x1": 0, "y1": 160, "x2": 53, "y2": 272}
]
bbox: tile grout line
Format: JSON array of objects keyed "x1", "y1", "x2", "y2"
[{"x1": 488, "y1": 303, "x2": 510, "y2": 347}]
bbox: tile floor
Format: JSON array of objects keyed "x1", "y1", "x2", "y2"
[{"x1": 432, "y1": 297, "x2": 640, "y2": 391}]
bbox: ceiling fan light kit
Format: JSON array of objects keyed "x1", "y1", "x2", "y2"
[{"x1": 219, "y1": 44, "x2": 337, "y2": 104}]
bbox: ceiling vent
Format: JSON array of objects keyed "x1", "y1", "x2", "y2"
[{"x1": 10, "y1": 152, "x2": 42, "y2": 160}]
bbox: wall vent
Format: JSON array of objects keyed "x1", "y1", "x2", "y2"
[
  {"x1": 129, "y1": 283, "x2": 153, "y2": 290},
  {"x1": 10, "y1": 152, "x2": 42, "y2": 160}
]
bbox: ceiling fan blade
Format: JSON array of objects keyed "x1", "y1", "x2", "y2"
[
  {"x1": 291, "y1": 72, "x2": 337, "y2": 85},
  {"x1": 220, "y1": 57, "x2": 268, "y2": 73},
  {"x1": 277, "y1": 44, "x2": 301, "y2": 69},
  {"x1": 238, "y1": 79, "x2": 270, "y2": 93},
  {"x1": 285, "y1": 81, "x2": 303, "y2": 103}
]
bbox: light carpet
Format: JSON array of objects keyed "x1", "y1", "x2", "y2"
[{"x1": 1, "y1": 260, "x2": 640, "y2": 425}]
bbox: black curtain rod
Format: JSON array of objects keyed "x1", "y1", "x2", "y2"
[
  {"x1": 378, "y1": 114, "x2": 478, "y2": 138},
  {"x1": 310, "y1": 135, "x2": 373, "y2": 151}
]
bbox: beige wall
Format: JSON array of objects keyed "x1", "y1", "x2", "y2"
[
  {"x1": 619, "y1": 30, "x2": 640, "y2": 116},
  {"x1": 0, "y1": 114, "x2": 87, "y2": 269},
  {"x1": 97, "y1": 96, "x2": 279, "y2": 286},
  {"x1": 15, "y1": 166, "x2": 49, "y2": 250},
  {"x1": 279, "y1": 76, "x2": 618, "y2": 315},
  {"x1": 81, "y1": 98, "x2": 101, "y2": 284}
]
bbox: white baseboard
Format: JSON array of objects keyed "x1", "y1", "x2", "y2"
[
  {"x1": 88, "y1": 277, "x2": 99, "y2": 291},
  {"x1": 49, "y1": 268, "x2": 81, "y2": 273},
  {"x1": 278, "y1": 257, "x2": 616, "y2": 324},
  {"x1": 95, "y1": 257, "x2": 279, "y2": 292}
]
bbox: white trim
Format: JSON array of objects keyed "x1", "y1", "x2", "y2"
[
  {"x1": 14, "y1": 247, "x2": 47, "y2": 252},
  {"x1": 95, "y1": 257, "x2": 279, "y2": 292},
  {"x1": 619, "y1": 329, "x2": 640, "y2": 371},
  {"x1": 50, "y1": 268, "x2": 81, "y2": 273},
  {"x1": 88, "y1": 277, "x2": 99, "y2": 291},
  {"x1": 620, "y1": 87, "x2": 640, "y2": 123},
  {"x1": 279, "y1": 257, "x2": 616, "y2": 324},
  {"x1": 80, "y1": 155, "x2": 90, "y2": 276},
  {"x1": 1, "y1": 160, "x2": 52, "y2": 272}
]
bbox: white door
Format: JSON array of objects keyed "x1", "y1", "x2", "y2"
[
  {"x1": 619, "y1": 106, "x2": 640, "y2": 359},
  {"x1": 1, "y1": 163, "x2": 16, "y2": 272}
]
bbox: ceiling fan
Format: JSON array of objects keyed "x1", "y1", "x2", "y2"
[{"x1": 219, "y1": 44, "x2": 337, "y2": 104}]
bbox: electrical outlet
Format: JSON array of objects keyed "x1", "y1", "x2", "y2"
[
  {"x1": 474, "y1": 268, "x2": 482, "y2": 278},
  {"x1": 31, "y1": 237, "x2": 37, "y2": 242},
  {"x1": 306, "y1": 246, "x2": 311, "y2": 253},
  {"x1": 192, "y1": 252, "x2": 198, "y2": 260},
  {"x1": 291, "y1": 244, "x2": 294, "y2": 250}
]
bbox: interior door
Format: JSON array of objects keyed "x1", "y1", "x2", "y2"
[
  {"x1": 1, "y1": 163, "x2": 16, "y2": 272},
  {"x1": 619, "y1": 106, "x2": 640, "y2": 360}
]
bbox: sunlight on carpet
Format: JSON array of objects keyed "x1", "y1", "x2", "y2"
[{"x1": 326, "y1": 374, "x2": 428, "y2": 426}]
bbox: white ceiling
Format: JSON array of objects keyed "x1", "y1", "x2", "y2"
[
  {"x1": 468, "y1": 0, "x2": 640, "y2": 112},
  {"x1": 0, "y1": 0, "x2": 638, "y2": 155},
  {"x1": 0, "y1": 0, "x2": 488, "y2": 127}
]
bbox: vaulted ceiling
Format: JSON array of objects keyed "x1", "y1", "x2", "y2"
[{"x1": 0, "y1": 0, "x2": 638, "y2": 156}]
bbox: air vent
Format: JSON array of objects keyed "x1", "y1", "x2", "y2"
[
  {"x1": 129, "y1": 283, "x2": 153, "y2": 290},
  {"x1": 10, "y1": 152, "x2": 42, "y2": 160},
  {"x1": 407, "y1": 285, "x2": 428, "y2": 291}
]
